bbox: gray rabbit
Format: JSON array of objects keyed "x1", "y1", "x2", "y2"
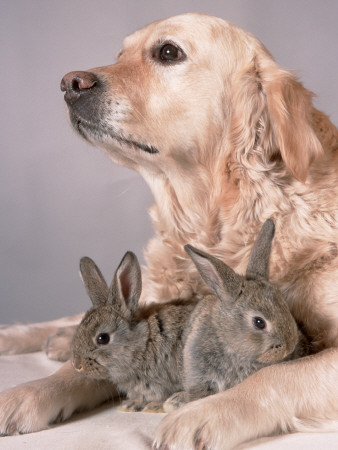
[
  {"x1": 72, "y1": 251, "x2": 197, "y2": 412},
  {"x1": 72, "y1": 219, "x2": 309, "y2": 413},
  {"x1": 164, "y1": 219, "x2": 310, "y2": 410}
]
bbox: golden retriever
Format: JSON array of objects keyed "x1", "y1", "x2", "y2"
[{"x1": 0, "y1": 12, "x2": 337, "y2": 448}]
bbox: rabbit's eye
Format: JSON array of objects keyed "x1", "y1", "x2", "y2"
[
  {"x1": 96, "y1": 333, "x2": 110, "y2": 345},
  {"x1": 253, "y1": 316, "x2": 266, "y2": 330}
]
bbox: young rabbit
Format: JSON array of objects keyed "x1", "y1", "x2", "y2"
[
  {"x1": 71, "y1": 251, "x2": 197, "y2": 412},
  {"x1": 164, "y1": 219, "x2": 310, "y2": 411}
]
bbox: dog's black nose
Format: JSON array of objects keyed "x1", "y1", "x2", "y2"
[{"x1": 60, "y1": 71, "x2": 98, "y2": 102}]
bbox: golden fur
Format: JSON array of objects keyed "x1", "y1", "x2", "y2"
[{"x1": 0, "y1": 13, "x2": 337, "y2": 447}]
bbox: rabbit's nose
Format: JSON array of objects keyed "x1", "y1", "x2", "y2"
[{"x1": 72, "y1": 356, "x2": 84, "y2": 372}]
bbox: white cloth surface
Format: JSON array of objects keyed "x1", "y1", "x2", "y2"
[{"x1": 0, "y1": 352, "x2": 337, "y2": 449}]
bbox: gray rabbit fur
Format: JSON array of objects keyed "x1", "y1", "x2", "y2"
[
  {"x1": 72, "y1": 219, "x2": 309, "y2": 413},
  {"x1": 72, "y1": 250, "x2": 197, "y2": 412},
  {"x1": 164, "y1": 219, "x2": 310, "y2": 410}
]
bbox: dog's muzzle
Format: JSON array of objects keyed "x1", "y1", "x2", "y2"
[{"x1": 60, "y1": 70, "x2": 159, "y2": 154}]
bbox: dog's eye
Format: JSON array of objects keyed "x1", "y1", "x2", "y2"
[
  {"x1": 96, "y1": 333, "x2": 110, "y2": 345},
  {"x1": 153, "y1": 43, "x2": 185, "y2": 64},
  {"x1": 160, "y1": 44, "x2": 180, "y2": 61},
  {"x1": 253, "y1": 316, "x2": 266, "y2": 330}
]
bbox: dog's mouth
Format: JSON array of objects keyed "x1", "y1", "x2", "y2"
[{"x1": 71, "y1": 113, "x2": 159, "y2": 155}]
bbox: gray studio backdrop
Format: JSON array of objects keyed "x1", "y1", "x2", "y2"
[{"x1": 1, "y1": 0, "x2": 338, "y2": 324}]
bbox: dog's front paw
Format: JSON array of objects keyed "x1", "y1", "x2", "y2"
[
  {"x1": 0, "y1": 380, "x2": 68, "y2": 435},
  {"x1": 154, "y1": 397, "x2": 214, "y2": 450},
  {"x1": 42, "y1": 326, "x2": 76, "y2": 361},
  {"x1": 154, "y1": 391, "x2": 256, "y2": 450}
]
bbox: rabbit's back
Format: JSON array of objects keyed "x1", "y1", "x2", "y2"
[
  {"x1": 137, "y1": 299, "x2": 198, "y2": 372},
  {"x1": 116, "y1": 298, "x2": 198, "y2": 402}
]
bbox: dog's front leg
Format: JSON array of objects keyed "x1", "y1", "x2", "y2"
[
  {"x1": 0, "y1": 361, "x2": 115, "y2": 435},
  {"x1": 154, "y1": 348, "x2": 338, "y2": 449},
  {"x1": 0, "y1": 313, "x2": 84, "y2": 358}
]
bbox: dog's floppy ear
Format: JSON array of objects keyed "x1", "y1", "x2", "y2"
[
  {"x1": 260, "y1": 58, "x2": 323, "y2": 182},
  {"x1": 230, "y1": 52, "x2": 323, "y2": 183}
]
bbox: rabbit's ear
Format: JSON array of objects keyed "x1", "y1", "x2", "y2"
[
  {"x1": 246, "y1": 219, "x2": 275, "y2": 280},
  {"x1": 79, "y1": 257, "x2": 109, "y2": 308},
  {"x1": 109, "y1": 251, "x2": 142, "y2": 315},
  {"x1": 185, "y1": 245, "x2": 242, "y2": 300}
]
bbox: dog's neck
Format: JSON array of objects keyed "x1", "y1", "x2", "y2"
[
  {"x1": 140, "y1": 158, "x2": 225, "y2": 247},
  {"x1": 138, "y1": 139, "x2": 307, "y2": 273},
  {"x1": 134, "y1": 147, "x2": 285, "y2": 306}
]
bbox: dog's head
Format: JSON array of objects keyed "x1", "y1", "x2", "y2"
[{"x1": 61, "y1": 13, "x2": 322, "y2": 184}]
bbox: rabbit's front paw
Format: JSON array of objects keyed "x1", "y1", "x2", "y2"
[
  {"x1": 119, "y1": 398, "x2": 146, "y2": 412},
  {"x1": 142, "y1": 401, "x2": 165, "y2": 413},
  {"x1": 163, "y1": 391, "x2": 189, "y2": 412},
  {"x1": 42, "y1": 326, "x2": 76, "y2": 361}
]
